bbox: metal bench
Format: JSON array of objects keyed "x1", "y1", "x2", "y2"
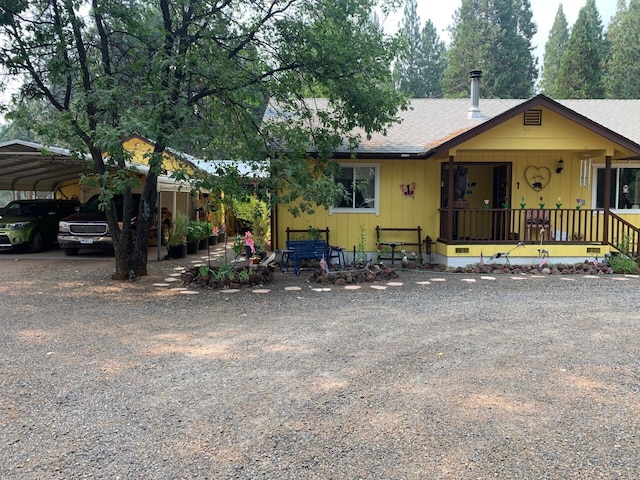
[{"x1": 286, "y1": 240, "x2": 329, "y2": 276}]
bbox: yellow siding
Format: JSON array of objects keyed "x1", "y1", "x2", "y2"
[
  {"x1": 276, "y1": 107, "x2": 640, "y2": 262},
  {"x1": 121, "y1": 137, "x2": 194, "y2": 174}
]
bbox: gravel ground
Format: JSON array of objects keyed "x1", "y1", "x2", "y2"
[{"x1": 2, "y1": 254, "x2": 640, "y2": 479}]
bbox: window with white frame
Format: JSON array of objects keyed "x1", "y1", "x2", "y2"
[
  {"x1": 331, "y1": 164, "x2": 379, "y2": 213},
  {"x1": 595, "y1": 166, "x2": 640, "y2": 209}
]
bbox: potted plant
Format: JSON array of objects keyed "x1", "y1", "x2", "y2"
[
  {"x1": 167, "y1": 212, "x2": 188, "y2": 258},
  {"x1": 186, "y1": 220, "x2": 201, "y2": 254},
  {"x1": 209, "y1": 224, "x2": 219, "y2": 245},
  {"x1": 197, "y1": 220, "x2": 209, "y2": 250}
]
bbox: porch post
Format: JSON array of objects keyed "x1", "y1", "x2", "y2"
[
  {"x1": 602, "y1": 155, "x2": 611, "y2": 245},
  {"x1": 447, "y1": 155, "x2": 455, "y2": 241}
]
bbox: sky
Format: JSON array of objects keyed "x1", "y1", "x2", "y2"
[
  {"x1": 0, "y1": 1, "x2": 620, "y2": 123},
  {"x1": 379, "y1": 0, "x2": 618, "y2": 65}
]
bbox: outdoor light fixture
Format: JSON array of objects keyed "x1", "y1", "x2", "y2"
[{"x1": 556, "y1": 158, "x2": 564, "y2": 174}]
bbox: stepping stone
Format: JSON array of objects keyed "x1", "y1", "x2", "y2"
[
  {"x1": 173, "y1": 267, "x2": 185, "y2": 270},
  {"x1": 461, "y1": 278, "x2": 476, "y2": 283},
  {"x1": 344, "y1": 285, "x2": 361, "y2": 290},
  {"x1": 370, "y1": 285, "x2": 387, "y2": 290},
  {"x1": 164, "y1": 277, "x2": 179, "y2": 282},
  {"x1": 252, "y1": 289, "x2": 271, "y2": 294},
  {"x1": 386, "y1": 281, "x2": 403, "y2": 286},
  {"x1": 169, "y1": 272, "x2": 181, "y2": 277},
  {"x1": 583, "y1": 275, "x2": 600, "y2": 279},
  {"x1": 530, "y1": 275, "x2": 546, "y2": 279},
  {"x1": 415, "y1": 281, "x2": 431, "y2": 285},
  {"x1": 624, "y1": 274, "x2": 639, "y2": 279},
  {"x1": 152, "y1": 283, "x2": 170, "y2": 287},
  {"x1": 480, "y1": 276, "x2": 496, "y2": 281},
  {"x1": 612, "y1": 277, "x2": 629, "y2": 281},
  {"x1": 179, "y1": 290, "x2": 199, "y2": 295},
  {"x1": 560, "y1": 277, "x2": 576, "y2": 281},
  {"x1": 221, "y1": 289, "x2": 240, "y2": 294},
  {"x1": 284, "y1": 286, "x2": 302, "y2": 291},
  {"x1": 510, "y1": 277, "x2": 527, "y2": 280},
  {"x1": 311, "y1": 288, "x2": 331, "y2": 292},
  {"x1": 169, "y1": 287, "x2": 187, "y2": 291},
  {"x1": 431, "y1": 278, "x2": 446, "y2": 282}
]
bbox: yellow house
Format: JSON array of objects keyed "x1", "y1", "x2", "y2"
[{"x1": 272, "y1": 77, "x2": 640, "y2": 267}]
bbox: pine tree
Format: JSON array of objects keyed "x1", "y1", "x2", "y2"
[
  {"x1": 538, "y1": 5, "x2": 569, "y2": 97},
  {"x1": 556, "y1": 0, "x2": 605, "y2": 98},
  {"x1": 419, "y1": 20, "x2": 446, "y2": 98},
  {"x1": 606, "y1": 0, "x2": 640, "y2": 98},
  {"x1": 442, "y1": 0, "x2": 537, "y2": 98},
  {"x1": 393, "y1": 0, "x2": 446, "y2": 97}
]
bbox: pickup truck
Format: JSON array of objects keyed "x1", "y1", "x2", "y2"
[{"x1": 58, "y1": 193, "x2": 172, "y2": 256}]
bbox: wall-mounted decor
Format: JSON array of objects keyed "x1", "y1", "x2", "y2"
[
  {"x1": 524, "y1": 166, "x2": 551, "y2": 191},
  {"x1": 400, "y1": 182, "x2": 416, "y2": 198}
]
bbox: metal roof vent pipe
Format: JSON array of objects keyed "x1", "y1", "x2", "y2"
[{"x1": 468, "y1": 70, "x2": 483, "y2": 119}]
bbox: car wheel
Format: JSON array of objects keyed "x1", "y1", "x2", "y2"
[
  {"x1": 161, "y1": 222, "x2": 171, "y2": 246},
  {"x1": 64, "y1": 247, "x2": 80, "y2": 256},
  {"x1": 30, "y1": 231, "x2": 44, "y2": 253}
]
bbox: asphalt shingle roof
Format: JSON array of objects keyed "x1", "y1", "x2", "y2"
[{"x1": 265, "y1": 97, "x2": 640, "y2": 156}]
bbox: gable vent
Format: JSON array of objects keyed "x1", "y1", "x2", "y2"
[{"x1": 524, "y1": 109, "x2": 542, "y2": 126}]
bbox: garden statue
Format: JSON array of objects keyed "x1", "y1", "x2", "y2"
[{"x1": 453, "y1": 166, "x2": 469, "y2": 201}]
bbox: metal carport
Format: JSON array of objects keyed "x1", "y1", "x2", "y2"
[{"x1": 0, "y1": 139, "x2": 193, "y2": 260}]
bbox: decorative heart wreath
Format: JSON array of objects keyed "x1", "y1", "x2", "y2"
[{"x1": 524, "y1": 166, "x2": 551, "y2": 191}]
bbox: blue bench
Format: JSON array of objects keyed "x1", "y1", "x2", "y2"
[{"x1": 286, "y1": 240, "x2": 329, "y2": 276}]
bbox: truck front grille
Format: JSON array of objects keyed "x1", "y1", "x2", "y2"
[{"x1": 69, "y1": 224, "x2": 108, "y2": 235}]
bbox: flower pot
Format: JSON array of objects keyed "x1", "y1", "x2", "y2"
[
  {"x1": 187, "y1": 241, "x2": 198, "y2": 254},
  {"x1": 245, "y1": 245, "x2": 253, "y2": 257},
  {"x1": 167, "y1": 244, "x2": 187, "y2": 259},
  {"x1": 209, "y1": 235, "x2": 218, "y2": 245},
  {"x1": 198, "y1": 238, "x2": 208, "y2": 250}
]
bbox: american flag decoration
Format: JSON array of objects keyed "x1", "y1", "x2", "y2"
[{"x1": 319, "y1": 256, "x2": 329, "y2": 274}]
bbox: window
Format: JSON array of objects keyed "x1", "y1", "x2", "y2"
[
  {"x1": 331, "y1": 164, "x2": 379, "y2": 214},
  {"x1": 595, "y1": 166, "x2": 640, "y2": 209}
]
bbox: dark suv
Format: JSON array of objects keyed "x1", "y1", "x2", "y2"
[
  {"x1": 0, "y1": 199, "x2": 81, "y2": 252},
  {"x1": 58, "y1": 193, "x2": 172, "y2": 256}
]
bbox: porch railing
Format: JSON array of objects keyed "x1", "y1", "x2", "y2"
[
  {"x1": 607, "y1": 212, "x2": 640, "y2": 257},
  {"x1": 439, "y1": 208, "x2": 604, "y2": 245}
]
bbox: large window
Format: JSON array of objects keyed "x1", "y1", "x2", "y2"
[
  {"x1": 596, "y1": 167, "x2": 640, "y2": 209},
  {"x1": 331, "y1": 164, "x2": 379, "y2": 214}
]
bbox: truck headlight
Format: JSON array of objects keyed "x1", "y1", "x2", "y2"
[{"x1": 59, "y1": 221, "x2": 70, "y2": 233}]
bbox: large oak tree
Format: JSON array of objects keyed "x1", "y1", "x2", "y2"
[{"x1": 0, "y1": 0, "x2": 405, "y2": 279}]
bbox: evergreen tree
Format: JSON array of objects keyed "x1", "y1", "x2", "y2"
[
  {"x1": 442, "y1": 0, "x2": 537, "y2": 98},
  {"x1": 539, "y1": 5, "x2": 569, "y2": 97},
  {"x1": 556, "y1": 0, "x2": 605, "y2": 98},
  {"x1": 419, "y1": 20, "x2": 447, "y2": 98},
  {"x1": 393, "y1": 0, "x2": 446, "y2": 97},
  {"x1": 606, "y1": 0, "x2": 640, "y2": 98}
]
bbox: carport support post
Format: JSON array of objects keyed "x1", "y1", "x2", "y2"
[{"x1": 156, "y1": 189, "x2": 162, "y2": 260}]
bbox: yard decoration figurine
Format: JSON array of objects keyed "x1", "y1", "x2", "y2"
[{"x1": 453, "y1": 166, "x2": 469, "y2": 201}]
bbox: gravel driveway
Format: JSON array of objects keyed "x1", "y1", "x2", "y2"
[{"x1": 2, "y1": 255, "x2": 640, "y2": 479}]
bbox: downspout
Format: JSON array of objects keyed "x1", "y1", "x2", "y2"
[
  {"x1": 447, "y1": 155, "x2": 455, "y2": 241},
  {"x1": 602, "y1": 155, "x2": 611, "y2": 246}
]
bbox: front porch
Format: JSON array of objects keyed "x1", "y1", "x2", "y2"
[{"x1": 435, "y1": 207, "x2": 640, "y2": 267}]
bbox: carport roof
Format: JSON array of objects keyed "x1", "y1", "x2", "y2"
[
  {"x1": 0, "y1": 139, "x2": 193, "y2": 193},
  {"x1": 0, "y1": 140, "x2": 95, "y2": 192}
]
